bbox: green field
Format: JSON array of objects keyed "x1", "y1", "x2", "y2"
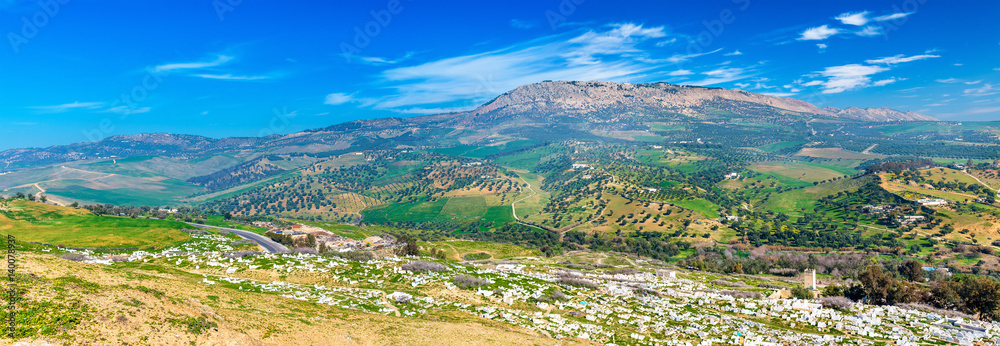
[
  {"x1": 761, "y1": 176, "x2": 873, "y2": 215},
  {"x1": 758, "y1": 141, "x2": 805, "y2": 152},
  {"x1": 429, "y1": 140, "x2": 539, "y2": 159},
  {"x1": 363, "y1": 196, "x2": 514, "y2": 224},
  {"x1": 0, "y1": 200, "x2": 190, "y2": 249},
  {"x1": 667, "y1": 198, "x2": 721, "y2": 218}
]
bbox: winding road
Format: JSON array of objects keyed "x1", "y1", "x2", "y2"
[{"x1": 189, "y1": 223, "x2": 290, "y2": 253}]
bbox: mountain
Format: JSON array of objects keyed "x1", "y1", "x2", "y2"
[
  {"x1": 0, "y1": 80, "x2": 938, "y2": 171},
  {"x1": 822, "y1": 106, "x2": 936, "y2": 121}
]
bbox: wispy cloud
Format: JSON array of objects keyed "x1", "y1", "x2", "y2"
[
  {"x1": 28, "y1": 101, "x2": 105, "y2": 113},
  {"x1": 667, "y1": 70, "x2": 693, "y2": 76},
  {"x1": 688, "y1": 66, "x2": 755, "y2": 86},
  {"x1": 192, "y1": 74, "x2": 271, "y2": 81},
  {"x1": 815, "y1": 64, "x2": 889, "y2": 93},
  {"x1": 153, "y1": 55, "x2": 233, "y2": 73},
  {"x1": 798, "y1": 25, "x2": 840, "y2": 40},
  {"x1": 964, "y1": 84, "x2": 999, "y2": 97},
  {"x1": 761, "y1": 92, "x2": 796, "y2": 97},
  {"x1": 835, "y1": 11, "x2": 870, "y2": 26},
  {"x1": 873, "y1": 12, "x2": 914, "y2": 21},
  {"x1": 872, "y1": 78, "x2": 898, "y2": 86},
  {"x1": 865, "y1": 54, "x2": 939, "y2": 65},
  {"x1": 935, "y1": 78, "x2": 961, "y2": 83},
  {"x1": 724, "y1": 50, "x2": 743, "y2": 56},
  {"x1": 324, "y1": 93, "x2": 376, "y2": 106},
  {"x1": 351, "y1": 52, "x2": 417, "y2": 66}
]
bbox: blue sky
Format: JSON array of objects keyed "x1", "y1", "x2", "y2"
[{"x1": 0, "y1": 0, "x2": 998, "y2": 150}]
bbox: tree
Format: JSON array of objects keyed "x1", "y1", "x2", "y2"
[
  {"x1": 790, "y1": 286, "x2": 813, "y2": 300},
  {"x1": 39, "y1": 194, "x2": 47, "y2": 203},
  {"x1": 396, "y1": 235, "x2": 419, "y2": 256},
  {"x1": 956, "y1": 276, "x2": 1000, "y2": 321},
  {"x1": 901, "y1": 260, "x2": 924, "y2": 282}
]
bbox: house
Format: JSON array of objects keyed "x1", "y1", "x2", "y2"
[
  {"x1": 645, "y1": 188, "x2": 659, "y2": 192},
  {"x1": 898, "y1": 215, "x2": 925, "y2": 224},
  {"x1": 724, "y1": 172, "x2": 740, "y2": 179},
  {"x1": 571, "y1": 163, "x2": 591, "y2": 169},
  {"x1": 916, "y1": 198, "x2": 947, "y2": 206}
]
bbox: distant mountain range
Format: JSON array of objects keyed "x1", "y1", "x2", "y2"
[{"x1": 0, "y1": 80, "x2": 936, "y2": 171}]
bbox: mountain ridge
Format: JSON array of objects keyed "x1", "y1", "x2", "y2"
[{"x1": 0, "y1": 80, "x2": 937, "y2": 170}]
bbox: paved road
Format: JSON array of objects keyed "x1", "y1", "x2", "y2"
[{"x1": 189, "y1": 223, "x2": 289, "y2": 253}]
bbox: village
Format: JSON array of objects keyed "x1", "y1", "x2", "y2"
[
  {"x1": 59, "y1": 232, "x2": 1000, "y2": 345},
  {"x1": 252, "y1": 221, "x2": 398, "y2": 252}
]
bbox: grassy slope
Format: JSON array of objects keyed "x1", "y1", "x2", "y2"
[{"x1": 0, "y1": 200, "x2": 190, "y2": 248}]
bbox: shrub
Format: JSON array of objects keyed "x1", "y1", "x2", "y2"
[
  {"x1": 452, "y1": 275, "x2": 491, "y2": 289},
  {"x1": 557, "y1": 273, "x2": 598, "y2": 289},
  {"x1": 790, "y1": 286, "x2": 814, "y2": 300},
  {"x1": 818, "y1": 296, "x2": 853, "y2": 311},
  {"x1": 401, "y1": 261, "x2": 448, "y2": 272}
]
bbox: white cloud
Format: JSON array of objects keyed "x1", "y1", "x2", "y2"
[
  {"x1": 762, "y1": 92, "x2": 796, "y2": 97},
  {"x1": 873, "y1": 12, "x2": 914, "y2": 21},
  {"x1": 667, "y1": 70, "x2": 693, "y2": 76},
  {"x1": 324, "y1": 93, "x2": 376, "y2": 106},
  {"x1": 564, "y1": 23, "x2": 666, "y2": 65},
  {"x1": 655, "y1": 38, "x2": 677, "y2": 47},
  {"x1": 816, "y1": 64, "x2": 889, "y2": 93},
  {"x1": 688, "y1": 66, "x2": 754, "y2": 86},
  {"x1": 798, "y1": 25, "x2": 840, "y2": 40},
  {"x1": 192, "y1": 74, "x2": 270, "y2": 81},
  {"x1": 872, "y1": 78, "x2": 897, "y2": 86},
  {"x1": 865, "y1": 54, "x2": 939, "y2": 64},
  {"x1": 994, "y1": 67, "x2": 1000, "y2": 71},
  {"x1": 855, "y1": 25, "x2": 883, "y2": 37},
  {"x1": 802, "y1": 80, "x2": 824, "y2": 86},
  {"x1": 964, "y1": 84, "x2": 999, "y2": 97},
  {"x1": 154, "y1": 55, "x2": 232, "y2": 73},
  {"x1": 734, "y1": 83, "x2": 750, "y2": 88},
  {"x1": 935, "y1": 78, "x2": 961, "y2": 83},
  {"x1": 324, "y1": 93, "x2": 353, "y2": 105},
  {"x1": 816, "y1": 43, "x2": 828, "y2": 50},
  {"x1": 28, "y1": 101, "x2": 104, "y2": 113},
  {"x1": 965, "y1": 80, "x2": 982, "y2": 85},
  {"x1": 724, "y1": 50, "x2": 743, "y2": 56},
  {"x1": 666, "y1": 48, "x2": 722, "y2": 63},
  {"x1": 954, "y1": 63, "x2": 963, "y2": 66},
  {"x1": 353, "y1": 52, "x2": 416, "y2": 66},
  {"x1": 835, "y1": 11, "x2": 870, "y2": 26}
]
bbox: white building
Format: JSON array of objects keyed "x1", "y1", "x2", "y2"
[{"x1": 916, "y1": 198, "x2": 947, "y2": 206}]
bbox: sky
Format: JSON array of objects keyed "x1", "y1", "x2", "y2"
[{"x1": 0, "y1": 0, "x2": 998, "y2": 150}]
